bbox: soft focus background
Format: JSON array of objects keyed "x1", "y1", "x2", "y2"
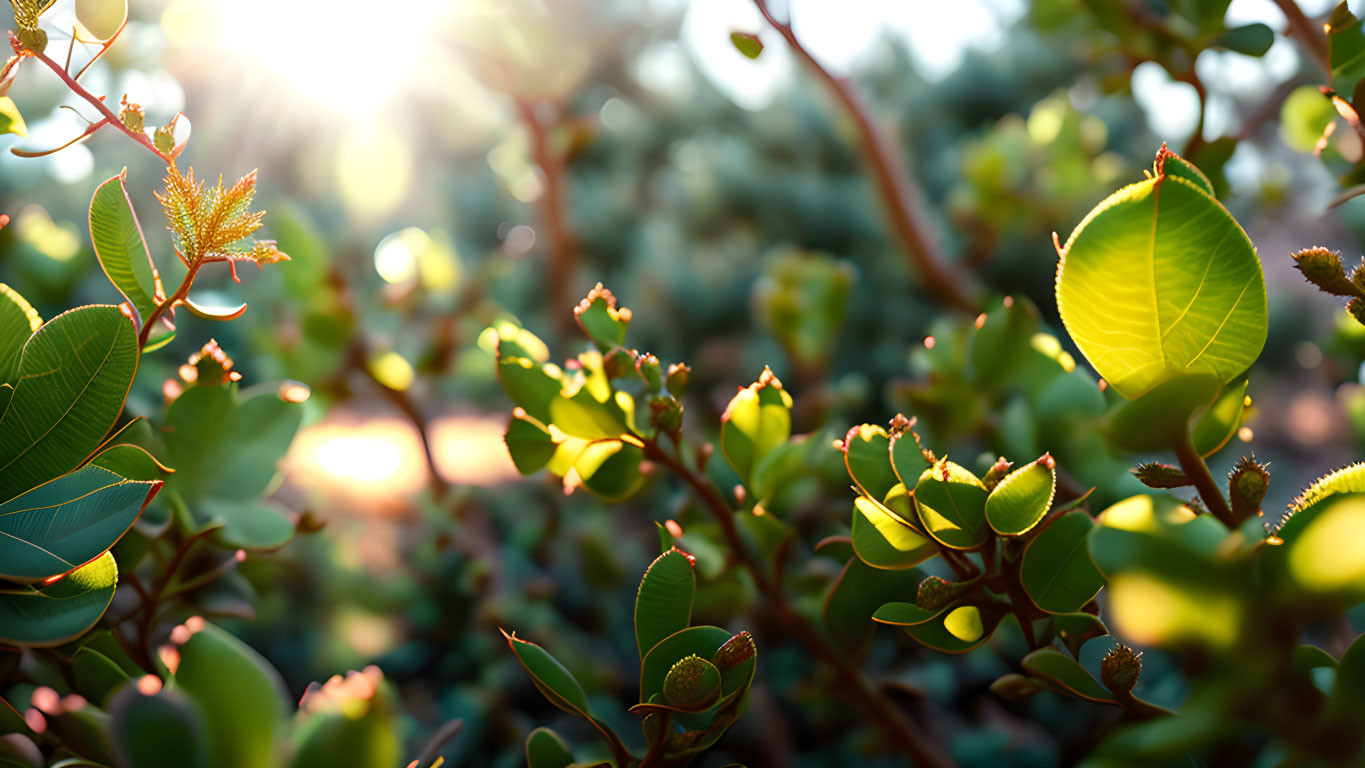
[{"x1": 5, "y1": 0, "x2": 1365, "y2": 765}]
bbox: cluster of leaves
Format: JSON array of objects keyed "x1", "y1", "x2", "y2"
[{"x1": 505, "y1": 548, "x2": 756, "y2": 768}]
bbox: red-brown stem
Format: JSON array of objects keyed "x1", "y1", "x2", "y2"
[
  {"x1": 138, "y1": 261, "x2": 200, "y2": 348},
  {"x1": 1271, "y1": 0, "x2": 1329, "y2": 75},
  {"x1": 24, "y1": 40, "x2": 172, "y2": 164},
  {"x1": 513, "y1": 97, "x2": 578, "y2": 341},
  {"x1": 750, "y1": 1, "x2": 977, "y2": 313},
  {"x1": 643, "y1": 440, "x2": 956, "y2": 768},
  {"x1": 1171, "y1": 429, "x2": 1236, "y2": 528}
]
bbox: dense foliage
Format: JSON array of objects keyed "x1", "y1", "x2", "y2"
[{"x1": 7, "y1": 0, "x2": 1365, "y2": 766}]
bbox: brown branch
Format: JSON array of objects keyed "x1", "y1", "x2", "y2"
[
  {"x1": 643, "y1": 439, "x2": 956, "y2": 768},
  {"x1": 513, "y1": 97, "x2": 579, "y2": 340},
  {"x1": 347, "y1": 340, "x2": 451, "y2": 502},
  {"x1": 750, "y1": 1, "x2": 978, "y2": 313},
  {"x1": 1272, "y1": 0, "x2": 1329, "y2": 75},
  {"x1": 1171, "y1": 429, "x2": 1236, "y2": 528}
]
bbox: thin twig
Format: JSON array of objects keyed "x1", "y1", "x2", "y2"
[
  {"x1": 643, "y1": 439, "x2": 956, "y2": 767},
  {"x1": 750, "y1": 0, "x2": 977, "y2": 313},
  {"x1": 1171, "y1": 429, "x2": 1236, "y2": 527}
]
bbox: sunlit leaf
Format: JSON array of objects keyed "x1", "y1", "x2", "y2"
[
  {"x1": 0, "y1": 552, "x2": 118, "y2": 647},
  {"x1": 985, "y1": 455, "x2": 1056, "y2": 535},
  {"x1": 913, "y1": 459, "x2": 990, "y2": 550}
]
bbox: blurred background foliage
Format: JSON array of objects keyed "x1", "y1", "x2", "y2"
[{"x1": 7, "y1": 0, "x2": 1365, "y2": 765}]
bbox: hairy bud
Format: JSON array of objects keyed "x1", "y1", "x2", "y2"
[
  {"x1": 1292, "y1": 247, "x2": 1361, "y2": 298},
  {"x1": 119, "y1": 95, "x2": 145, "y2": 134},
  {"x1": 1101, "y1": 644, "x2": 1142, "y2": 694},
  {"x1": 666, "y1": 362, "x2": 691, "y2": 398},
  {"x1": 663, "y1": 654, "x2": 719, "y2": 708},
  {"x1": 1132, "y1": 462, "x2": 1191, "y2": 489},
  {"x1": 982, "y1": 457, "x2": 1013, "y2": 491},
  {"x1": 916, "y1": 575, "x2": 967, "y2": 611},
  {"x1": 1228, "y1": 455, "x2": 1270, "y2": 524},
  {"x1": 636, "y1": 353, "x2": 663, "y2": 391},
  {"x1": 712, "y1": 631, "x2": 756, "y2": 671},
  {"x1": 649, "y1": 395, "x2": 683, "y2": 437}
]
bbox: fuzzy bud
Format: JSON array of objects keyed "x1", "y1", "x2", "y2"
[
  {"x1": 663, "y1": 654, "x2": 718, "y2": 707},
  {"x1": 1228, "y1": 455, "x2": 1270, "y2": 524},
  {"x1": 16, "y1": 28, "x2": 47, "y2": 54},
  {"x1": 1292, "y1": 247, "x2": 1361, "y2": 298},
  {"x1": 712, "y1": 631, "x2": 755, "y2": 671},
  {"x1": 119, "y1": 96, "x2": 145, "y2": 134},
  {"x1": 1350, "y1": 297, "x2": 1365, "y2": 328},
  {"x1": 1101, "y1": 644, "x2": 1142, "y2": 694},
  {"x1": 649, "y1": 395, "x2": 683, "y2": 437},
  {"x1": 1132, "y1": 462, "x2": 1191, "y2": 489},
  {"x1": 916, "y1": 575, "x2": 965, "y2": 611}
]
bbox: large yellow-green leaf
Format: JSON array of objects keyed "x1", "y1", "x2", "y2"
[
  {"x1": 913, "y1": 460, "x2": 990, "y2": 550},
  {"x1": 0, "y1": 464, "x2": 159, "y2": 581},
  {"x1": 0, "y1": 552, "x2": 118, "y2": 647},
  {"x1": 0, "y1": 96, "x2": 25, "y2": 137},
  {"x1": 0, "y1": 283, "x2": 41, "y2": 382},
  {"x1": 1056, "y1": 149, "x2": 1266, "y2": 400},
  {"x1": 720, "y1": 368, "x2": 792, "y2": 486},
  {"x1": 0, "y1": 306, "x2": 139, "y2": 504},
  {"x1": 851, "y1": 495, "x2": 936, "y2": 569},
  {"x1": 90, "y1": 170, "x2": 162, "y2": 329}
]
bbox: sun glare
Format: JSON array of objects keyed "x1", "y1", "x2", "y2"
[{"x1": 163, "y1": 0, "x2": 450, "y2": 108}]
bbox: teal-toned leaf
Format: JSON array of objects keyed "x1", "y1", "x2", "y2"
[
  {"x1": 985, "y1": 455, "x2": 1056, "y2": 535},
  {"x1": 1106, "y1": 372, "x2": 1220, "y2": 452},
  {"x1": 1056, "y1": 147, "x2": 1266, "y2": 400},
  {"x1": 163, "y1": 385, "x2": 302, "y2": 505},
  {"x1": 0, "y1": 465, "x2": 159, "y2": 581},
  {"x1": 913, "y1": 460, "x2": 990, "y2": 550},
  {"x1": 1020, "y1": 511, "x2": 1104, "y2": 613},
  {"x1": 182, "y1": 295, "x2": 246, "y2": 322},
  {"x1": 1021, "y1": 646, "x2": 1116, "y2": 703},
  {"x1": 167, "y1": 621, "x2": 286, "y2": 768},
  {"x1": 504, "y1": 631, "x2": 592, "y2": 716},
  {"x1": 1051, "y1": 612, "x2": 1108, "y2": 657},
  {"x1": 1191, "y1": 378, "x2": 1247, "y2": 457},
  {"x1": 0, "y1": 305, "x2": 139, "y2": 504},
  {"x1": 90, "y1": 442, "x2": 173, "y2": 482},
  {"x1": 526, "y1": 727, "x2": 573, "y2": 768},
  {"x1": 198, "y1": 497, "x2": 294, "y2": 551},
  {"x1": 72, "y1": 646, "x2": 132, "y2": 707},
  {"x1": 851, "y1": 496, "x2": 936, "y2": 569},
  {"x1": 108, "y1": 684, "x2": 207, "y2": 768},
  {"x1": 1214, "y1": 23, "x2": 1273, "y2": 56},
  {"x1": 0, "y1": 552, "x2": 118, "y2": 647},
  {"x1": 720, "y1": 368, "x2": 792, "y2": 486},
  {"x1": 843, "y1": 424, "x2": 897, "y2": 502},
  {"x1": 90, "y1": 170, "x2": 161, "y2": 328},
  {"x1": 635, "y1": 548, "x2": 696, "y2": 659},
  {"x1": 639, "y1": 626, "x2": 732, "y2": 702}
]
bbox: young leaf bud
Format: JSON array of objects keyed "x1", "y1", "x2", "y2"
[
  {"x1": 1228, "y1": 455, "x2": 1270, "y2": 524},
  {"x1": 666, "y1": 362, "x2": 691, "y2": 398},
  {"x1": 16, "y1": 28, "x2": 47, "y2": 55},
  {"x1": 1100, "y1": 644, "x2": 1142, "y2": 695},
  {"x1": 649, "y1": 395, "x2": 683, "y2": 438},
  {"x1": 637, "y1": 353, "x2": 663, "y2": 392},
  {"x1": 119, "y1": 95, "x2": 145, "y2": 135},
  {"x1": 711, "y1": 631, "x2": 756, "y2": 671},
  {"x1": 1132, "y1": 462, "x2": 1191, "y2": 489},
  {"x1": 1291, "y1": 247, "x2": 1362, "y2": 298},
  {"x1": 982, "y1": 457, "x2": 1013, "y2": 491},
  {"x1": 989, "y1": 673, "x2": 1042, "y2": 702},
  {"x1": 1351, "y1": 297, "x2": 1365, "y2": 328}
]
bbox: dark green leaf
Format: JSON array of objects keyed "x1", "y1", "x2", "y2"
[
  {"x1": 0, "y1": 552, "x2": 118, "y2": 647},
  {"x1": 89, "y1": 170, "x2": 161, "y2": 328},
  {"x1": 913, "y1": 460, "x2": 990, "y2": 549},
  {"x1": 1020, "y1": 511, "x2": 1104, "y2": 613},
  {"x1": 635, "y1": 548, "x2": 696, "y2": 659}
]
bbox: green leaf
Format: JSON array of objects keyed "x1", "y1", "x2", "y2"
[
  {"x1": 1283, "y1": 493, "x2": 1365, "y2": 598},
  {"x1": 1333, "y1": 632, "x2": 1365, "y2": 712},
  {"x1": 639, "y1": 625, "x2": 732, "y2": 702},
  {"x1": 572, "y1": 284, "x2": 630, "y2": 350},
  {"x1": 1056, "y1": 147, "x2": 1266, "y2": 400},
  {"x1": 0, "y1": 464, "x2": 159, "y2": 581},
  {"x1": 823, "y1": 557, "x2": 922, "y2": 655},
  {"x1": 913, "y1": 459, "x2": 990, "y2": 550},
  {"x1": 851, "y1": 496, "x2": 936, "y2": 569},
  {"x1": 572, "y1": 438, "x2": 644, "y2": 501},
  {"x1": 1328, "y1": 2, "x2": 1365, "y2": 94},
  {"x1": 505, "y1": 411, "x2": 556, "y2": 475},
  {"x1": 497, "y1": 355, "x2": 562, "y2": 425},
  {"x1": 526, "y1": 727, "x2": 574, "y2": 768},
  {"x1": 985, "y1": 455, "x2": 1056, "y2": 535},
  {"x1": 548, "y1": 388, "x2": 631, "y2": 441},
  {"x1": 90, "y1": 170, "x2": 162, "y2": 328},
  {"x1": 889, "y1": 429, "x2": 930, "y2": 490},
  {"x1": 1020, "y1": 511, "x2": 1104, "y2": 613},
  {"x1": 903, "y1": 606, "x2": 1009, "y2": 654},
  {"x1": 720, "y1": 368, "x2": 792, "y2": 486},
  {"x1": 730, "y1": 31, "x2": 763, "y2": 59},
  {"x1": 966, "y1": 295, "x2": 1039, "y2": 383},
  {"x1": 163, "y1": 385, "x2": 302, "y2": 505},
  {"x1": 72, "y1": 646, "x2": 132, "y2": 707},
  {"x1": 1021, "y1": 646, "x2": 1116, "y2": 703},
  {"x1": 635, "y1": 548, "x2": 696, "y2": 660},
  {"x1": 0, "y1": 551, "x2": 118, "y2": 647},
  {"x1": 168, "y1": 621, "x2": 286, "y2": 768},
  {"x1": 1051, "y1": 612, "x2": 1108, "y2": 657},
  {"x1": 90, "y1": 442, "x2": 173, "y2": 482},
  {"x1": 108, "y1": 684, "x2": 207, "y2": 768},
  {"x1": 1281, "y1": 85, "x2": 1338, "y2": 154},
  {"x1": 1106, "y1": 372, "x2": 1220, "y2": 452},
  {"x1": 0, "y1": 96, "x2": 25, "y2": 137},
  {"x1": 198, "y1": 497, "x2": 294, "y2": 551},
  {"x1": 1292, "y1": 644, "x2": 1339, "y2": 673},
  {"x1": 0, "y1": 305, "x2": 139, "y2": 504},
  {"x1": 871, "y1": 601, "x2": 947, "y2": 627},
  {"x1": 1191, "y1": 377, "x2": 1247, "y2": 457},
  {"x1": 843, "y1": 424, "x2": 897, "y2": 501},
  {"x1": 0, "y1": 283, "x2": 41, "y2": 383},
  {"x1": 504, "y1": 631, "x2": 593, "y2": 716}
]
